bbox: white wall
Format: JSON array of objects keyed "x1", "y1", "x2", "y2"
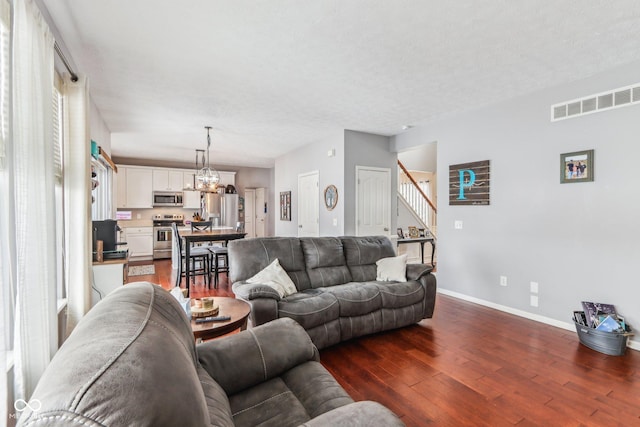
[
  {"x1": 90, "y1": 98, "x2": 111, "y2": 155},
  {"x1": 393, "y1": 60, "x2": 640, "y2": 347}
]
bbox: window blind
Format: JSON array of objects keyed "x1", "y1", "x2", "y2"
[{"x1": 52, "y1": 87, "x2": 62, "y2": 179}]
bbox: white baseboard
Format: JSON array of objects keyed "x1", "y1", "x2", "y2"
[{"x1": 437, "y1": 288, "x2": 639, "y2": 352}]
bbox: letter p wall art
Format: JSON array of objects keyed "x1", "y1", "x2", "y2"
[{"x1": 449, "y1": 160, "x2": 490, "y2": 205}]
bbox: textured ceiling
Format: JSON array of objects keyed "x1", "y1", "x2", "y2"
[{"x1": 41, "y1": 1, "x2": 640, "y2": 168}]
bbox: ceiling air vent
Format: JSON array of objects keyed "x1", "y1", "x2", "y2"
[{"x1": 551, "y1": 82, "x2": 640, "y2": 122}]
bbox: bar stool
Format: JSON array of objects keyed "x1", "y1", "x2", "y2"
[
  {"x1": 208, "y1": 245, "x2": 228, "y2": 289},
  {"x1": 172, "y1": 223, "x2": 211, "y2": 287}
]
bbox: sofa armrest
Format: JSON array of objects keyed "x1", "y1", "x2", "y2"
[
  {"x1": 299, "y1": 401, "x2": 405, "y2": 427},
  {"x1": 232, "y1": 281, "x2": 282, "y2": 301},
  {"x1": 198, "y1": 317, "x2": 319, "y2": 395},
  {"x1": 406, "y1": 263, "x2": 433, "y2": 281}
]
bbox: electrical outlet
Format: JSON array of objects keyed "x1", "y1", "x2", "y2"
[
  {"x1": 332, "y1": 218, "x2": 338, "y2": 226},
  {"x1": 530, "y1": 295, "x2": 539, "y2": 307},
  {"x1": 500, "y1": 276, "x2": 508, "y2": 287},
  {"x1": 530, "y1": 282, "x2": 539, "y2": 294},
  {"x1": 454, "y1": 220, "x2": 463, "y2": 229},
  {"x1": 136, "y1": 213, "x2": 141, "y2": 219}
]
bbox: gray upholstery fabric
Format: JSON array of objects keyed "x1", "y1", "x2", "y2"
[
  {"x1": 21, "y1": 284, "x2": 402, "y2": 426},
  {"x1": 18, "y1": 282, "x2": 212, "y2": 426},
  {"x1": 229, "y1": 361, "x2": 354, "y2": 427},
  {"x1": 340, "y1": 236, "x2": 396, "y2": 281},
  {"x1": 321, "y1": 282, "x2": 382, "y2": 317},
  {"x1": 301, "y1": 237, "x2": 352, "y2": 288},
  {"x1": 198, "y1": 317, "x2": 319, "y2": 395},
  {"x1": 229, "y1": 236, "x2": 436, "y2": 350},
  {"x1": 277, "y1": 290, "x2": 340, "y2": 330},
  {"x1": 228, "y1": 237, "x2": 311, "y2": 290},
  {"x1": 300, "y1": 401, "x2": 405, "y2": 427}
]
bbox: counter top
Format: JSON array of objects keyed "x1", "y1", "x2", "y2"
[
  {"x1": 117, "y1": 220, "x2": 153, "y2": 228},
  {"x1": 93, "y1": 257, "x2": 128, "y2": 266}
]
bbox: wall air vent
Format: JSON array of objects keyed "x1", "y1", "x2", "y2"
[{"x1": 551, "y1": 82, "x2": 640, "y2": 121}]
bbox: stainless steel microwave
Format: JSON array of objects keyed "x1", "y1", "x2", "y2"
[{"x1": 153, "y1": 191, "x2": 184, "y2": 207}]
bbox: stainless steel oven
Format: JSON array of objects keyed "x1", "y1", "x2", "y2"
[{"x1": 152, "y1": 214, "x2": 184, "y2": 259}]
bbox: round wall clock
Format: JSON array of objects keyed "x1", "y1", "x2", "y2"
[{"x1": 324, "y1": 185, "x2": 338, "y2": 211}]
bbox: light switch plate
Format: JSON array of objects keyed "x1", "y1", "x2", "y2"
[
  {"x1": 530, "y1": 295, "x2": 539, "y2": 307},
  {"x1": 454, "y1": 220, "x2": 463, "y2": 229},
  {"x1": 530, "y1": 282, "x2": 539, "y2": 294}
]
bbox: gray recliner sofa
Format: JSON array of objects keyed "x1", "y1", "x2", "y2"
[
  {"x1": 17, "y1": 282, "x2": 404, "y2": 427},
  {"x1": 229, "y1": 236, "x2": 436, "y2": 349}
]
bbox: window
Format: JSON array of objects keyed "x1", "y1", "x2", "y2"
[
  {"x1": 53, "y1": 86, "x2": 65, "y2": 301},
  {"x1": 91, "y1": 157, "x2": 113, "y2": 220}
]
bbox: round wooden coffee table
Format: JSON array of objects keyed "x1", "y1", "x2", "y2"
[{"x1": 191, "y1": 297, "x2": 250, "y2": 342}]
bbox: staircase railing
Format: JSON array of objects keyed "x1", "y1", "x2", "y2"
[{"x1": 398, "y1": 160, "x2": 437, "y2": 237}]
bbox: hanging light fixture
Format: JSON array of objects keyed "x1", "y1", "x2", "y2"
[{"x1": 195, "y1": 126, "x2": 220, "y2": 192}]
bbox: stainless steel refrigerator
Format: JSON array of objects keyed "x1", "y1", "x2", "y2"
[{"x1": 202, "y1": 192, "x2": 239, "y2": 227}]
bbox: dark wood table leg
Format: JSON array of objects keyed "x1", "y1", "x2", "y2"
[
  {"x1": 429, "y1": 240, "x2": 436, "y2": 266},
  {"x1": 185, "y1": 238, "x2": 190, "y2": 297}
]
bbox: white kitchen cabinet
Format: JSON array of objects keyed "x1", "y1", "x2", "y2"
[
  {"x1": 124, "y1": 167, "x2": 153, "y2": 208},
  {"x1": 218, "y1": 171, "x2": 236, "y2": 188},
  {"x1": 183, "y1": 190, "x2": 201, "y2": 209},
  {"x1": 92, "y1": 259, "x2": 127, "y2": 307},
  {"x1": 153, "y1": 169, "x2": 184, "y2": 191},
  {"x1": 116, "y1": 166, "x2": 127, "y2": 209},
  {"x1": 183, "y1": 171, "x2": 196, "y2": 190},
  {"x1": 124, "y1": 227, "x2": 153, "y2": 259}
]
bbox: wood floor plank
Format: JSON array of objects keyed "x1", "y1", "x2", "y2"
[{"x1": 139, "y1": 260, "x2": 640, "y2": 426}]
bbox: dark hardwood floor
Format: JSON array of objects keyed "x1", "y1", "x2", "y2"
[{"x1": 130, "y1": 260, "x2": 640, "y2": 426}]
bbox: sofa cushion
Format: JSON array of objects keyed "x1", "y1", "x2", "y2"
[
  {"x1": 278, "y1": 289, "x2": 340, "y2": 329},
  {"x1": 375, "y1": 280, "x2": 425, "y2": 308},
  {"x1": 340, "y1": 236, "x2": 396, "y2": 282},
  {"x1": 228, "y1": 361, "x2": 354, "y2": 427},
  {"x1": 229, "y1": 237, "x2": 312, "y2": 290},
  {"x1": 301, "y1": 237, "x2": 352, "y2": 288},
  {"x1": 281, "y1": 361, "x2": 354, "y2": 418},
  {"x1": 246, "y1": 258, "x2": 298, "y2": 297},
  {"x1": 321, "y1": 282, "x2": 382, "y2": 317},
  {"x1": 18, "y1": 282, "x2": 211, "y2": 426},
  {"x1": 229, "y1": 377, "x2": 311, "y2": 427},
  {"x1": 376, "y1": 254, "x2": 408, "y2": 282},
  {"x1": 197, "y1": 365, "x2": 234, "y2": 427}
]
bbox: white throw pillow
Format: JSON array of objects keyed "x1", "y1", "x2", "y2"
[
  {"x1": 246, "y1": 258, "x2": 298, "y2": 298},
  {"x1": 376, "y1": 254, "x2": 408, "y2": 282}
]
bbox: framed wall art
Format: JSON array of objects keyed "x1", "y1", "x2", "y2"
[
  {"x1": 449, "y1": 160, "x2": 490, "y2": 205},
  {"x1": 280, "y1": 191, "x2": 291, "y2": 221},
  {"x1": 324, "y1": 185, "x2": 338, "y2": 211},
  {"x1": 560, "y1": 149, "x2": 594, "y2": 183}
]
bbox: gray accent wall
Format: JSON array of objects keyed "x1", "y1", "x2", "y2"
[
  {"x1": 392, "y1": 60, "x2": 640, "y2": 347},
  {"x1": 344, "y1": 130, "x2": 397, "y2": 236},
  {"x1": 274, "y1": 130, "x2": 345, "y2": 236}
]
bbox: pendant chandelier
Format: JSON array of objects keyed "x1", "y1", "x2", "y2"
[{"x1": 195, "y1": 126, "x2": 220, "y2": 192}]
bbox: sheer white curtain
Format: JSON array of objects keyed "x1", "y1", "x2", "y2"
[
  {"x1": 0, "y1": 0, "x2": 12, "y2": 420},
  {"x1": 63, "y1": 74, "x2": 92, "y2": 334},
  {"x1": 12, "y1": 0, "x2": 57, "y2": 400}
]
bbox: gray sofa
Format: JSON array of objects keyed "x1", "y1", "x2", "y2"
[
  {"x1": 17, "y1": 282, "x2": 404, "y2": 427},
  {"x1": 229, "y1": 236, "x2": 436, "y2": 349}
]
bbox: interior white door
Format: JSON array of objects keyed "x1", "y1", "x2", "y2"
[
  {"x1": 356, "y1": 166, "x2": 391, "y2": 236},
  {"x1": 298, "y1": 171, "x2": 319, "y2": 237},
  {"x1": 255, "y1": 187, "x2": 266, "y2": 237},
  {"x1": 244, "y1": 189, "x2": 256, "y2": 238}
]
